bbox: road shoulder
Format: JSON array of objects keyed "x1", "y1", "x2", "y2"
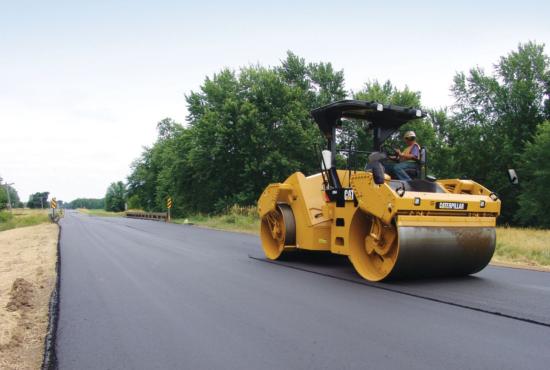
[{"x1": 0, "y1": 223, "x2": 58, "y2": 370}]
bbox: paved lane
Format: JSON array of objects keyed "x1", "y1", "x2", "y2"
[
  {"x1": 251, "y1": 251, "x2": 550, "y2": 326},
  {"x1": 57, "y1": 211, "x2": 550, "y2": 370}
]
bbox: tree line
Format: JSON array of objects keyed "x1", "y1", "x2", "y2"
[
  {"x1": 27, "y1": 192, "x2": 50, "y2": 208},
  {"x1": 68, "y1": 183, "x2": 125, "y2": 212},
  {"x1": 1, "y1": 179, "x2": 119, "y2": 212},
  {"x1": 66, "y1": 198, "x2": 105, "y2": 210},
  {"x1": 119, "y1": 43, "x2": 548, "y2": 228},
  {"x1": 0, "y1": 185, "x2": 56, "y2": 210}
]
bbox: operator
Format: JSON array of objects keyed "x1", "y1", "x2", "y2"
[{"x1": 383, "y1": 131, "x2": 420, "y2": 180}]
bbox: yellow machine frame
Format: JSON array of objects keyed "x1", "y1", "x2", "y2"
[{"x1": 258, "y1": 100, "x2": 501, "y2": 281}]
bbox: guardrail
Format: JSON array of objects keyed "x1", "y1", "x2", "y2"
[{"x1": 125, "y1": 211, "x2": 168, "y2": 221}]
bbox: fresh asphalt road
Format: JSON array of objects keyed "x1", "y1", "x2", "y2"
[{"x1": 57, "y1": 211, "x2": 550, "y2": 370}]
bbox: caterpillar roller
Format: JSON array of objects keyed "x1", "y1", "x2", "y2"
[{"x1": 257, "y1": 100, "x2": 501, "y2": 281}]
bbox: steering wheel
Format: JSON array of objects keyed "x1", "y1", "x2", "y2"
[{"x1": 381, "y1": 144, "x2": 400, "y2": 162}]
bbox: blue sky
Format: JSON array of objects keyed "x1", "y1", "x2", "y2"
[{"x1": 1, "y1": 0, "x2": 549, "y2": 201}]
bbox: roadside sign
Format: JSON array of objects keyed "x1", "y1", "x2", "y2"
[
  {"x1": 166, "y1": 197, "x2": 172, "y2": 222},
  {"x1": 49, "y1": 197, "x2": 59, "y2": 223}
]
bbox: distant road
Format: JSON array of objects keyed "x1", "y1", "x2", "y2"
[{"x1": 57, "y1": 211, "x2": 550, "y2": 370}]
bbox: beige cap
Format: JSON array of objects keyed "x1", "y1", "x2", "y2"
[{"x1": 404, "y1": 131, "x2": 416, "y2": 139}]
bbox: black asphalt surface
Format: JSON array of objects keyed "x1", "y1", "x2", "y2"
[{"x1": 57, "y1": 211, "x2": 550, "y2": 370}]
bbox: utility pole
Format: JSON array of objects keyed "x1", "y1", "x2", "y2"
[{"x1": 4, "y1": 182, "x2": 14, "y2": 212}]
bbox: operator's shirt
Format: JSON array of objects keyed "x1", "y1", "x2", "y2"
[{"x1": 403, "y1": 143, "x2": 420, "y2": 161}]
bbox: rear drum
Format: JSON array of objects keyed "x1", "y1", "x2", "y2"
[{"x1": 260, "y1": 204, "x2": 296, "y2": 260}]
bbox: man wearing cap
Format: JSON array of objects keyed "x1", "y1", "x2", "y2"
[{"x1": 384, "y1": 131, "x2": 420, "y2": 180}]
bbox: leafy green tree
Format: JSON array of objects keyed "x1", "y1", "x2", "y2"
[
  {"x1": 126, "y1": 195, "x2": 142, "y2": 210},
  {"x1": 350, "y1": 80, "x2": 448, "y2": 175},
  {"x1": 423, "y1": 108, "x2": 461, "y2": 179},
  {"x1": 27, "y1": 192, "x2": 49, "y2": 209},
  {"x1": 126, "y1": 119, "x2": 186, "y2": 213},
  {"x1": 105, "y1": 182, "x2": 126, "y2": 212},
  {"x1": 6, "y1": 186, "x2": 20, "y2": 208},
  {"x1": 128, "y1": 52, "x2": 346, "y2": 214},
  {"x1": 516, "y1": 121, "x2": 550, "y2": 227},
  {"x1": 0, "y1": 180, "x2": 21, "y2": 209},
  {"x1": 450, "y1": 41, "x2": 549, "y2": 222},
  {"x1": 0, "y1": 187, "x2": 6, "y2": 210},
  {"x1": 353, "y1": 80, "x2": 424, "y2": 152},
  {"x1": 278, "y1": 51, "x2": 346, "y2": 107},
  {"x1": 127, "y1": 148, "x2": 157, "y2": 212},
  {"x1": 355, "y1": 80, "x2": 421, "y2": 107},
  {"x1": 185, "y1": 60, "x2": 345, "y2": 212}
]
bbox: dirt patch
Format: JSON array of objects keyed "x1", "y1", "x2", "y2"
[
  {"x1": 6, "y1": 278, "x2": 34, "y2": 312},
  {"x1": 0, "y1": 223, "x2": 58, "y2": 370}
]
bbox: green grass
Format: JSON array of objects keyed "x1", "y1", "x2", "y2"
[
  {"x1": 494, "y1": 227, "x2": 550, "y2": 268},
  {"x1": 173, "y1": 205, "x2": 260, "y2": 234},
  {"x1": 0, "y1": 209, "x2": 53, "y2": 232},
  {"x1": 78, "y1": 208, "x2": 125, "y2": 217}
]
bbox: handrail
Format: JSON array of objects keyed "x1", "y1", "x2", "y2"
[{"x1": 125, "y1": 211, "x2": 168, "y2": 222}]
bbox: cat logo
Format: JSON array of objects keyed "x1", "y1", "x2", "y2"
[{"x1": 344, "y1": 189, "x2": 354, "y2": 201}]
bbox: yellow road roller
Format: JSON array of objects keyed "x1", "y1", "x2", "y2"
[{"x1": 258, "y1": 100, "x2": 501, "y2": 281}]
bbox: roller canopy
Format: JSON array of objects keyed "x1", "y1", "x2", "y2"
[{"x1": 310, "y1": 100, "x2": 426, "y2": 149}]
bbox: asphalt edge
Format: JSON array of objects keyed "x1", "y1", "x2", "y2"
[
  {"x1": 41, "y1": 223, "x2": 61, "y2": 370},
  {"x1": 489, "y1": 260, "x2": 550, "y2": 273}
]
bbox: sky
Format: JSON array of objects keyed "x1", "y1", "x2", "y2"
[{"x1": 1, "y1": 0, "x2": 549, "y2": 202}]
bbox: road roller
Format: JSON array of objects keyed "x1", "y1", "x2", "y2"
[{"x1": 257, "y1": 100, "x2": 501, "y2": 281}]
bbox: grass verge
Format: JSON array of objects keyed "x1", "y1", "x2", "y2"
[
  {"x1": 173, "y1": 205, "x2": 259, "y2": 234},
  {"x1": 77, "y1": 208, "x2": 125, "y2": 217},
  {"x1": 174, "y1": 206, "x2": 550, "y2": 270},
  {"x1": 0, "y1": 209, "x2": 53, "y2": 232},
  {"x1": 494, "y1": 227, "x2": 550, "y2": 269}
]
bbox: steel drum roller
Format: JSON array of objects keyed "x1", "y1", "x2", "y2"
[
  {"x1": 348, "y1": 210, "x2": 496, "y2": 281},
  {"x1": 389, "y1": 226, "x2": 496, "y2": 279}
]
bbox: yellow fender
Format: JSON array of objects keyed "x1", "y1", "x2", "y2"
[
  {"x1": 257, "y1": 183, "x2": 294, "y2": 219},
  {"x1": 350, "y1": 172, "x2": 396, "y2": 225}
]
